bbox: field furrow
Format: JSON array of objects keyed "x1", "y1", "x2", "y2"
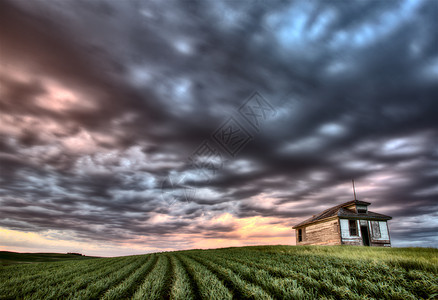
[
  {"x1": 31, "y1": 256, "x2": 138, "y2": 299},
  {"x1": 0, "y1": 257, "x2": 118, "y2": 298},
  {"x1": 211, "y1": 250, "x2": 428, "y2": 299},
  {"x1": 1, "y1": 246, "x2": 436, "y2": 300},
  {"x1": 131, "y1": 255, "x2": 171, "y2": 299},
  {"x1": 187, "y1": 253, "x2": 273, "y2": 300},
  {"x1": 70, "y1": 255, "x2": 151, "y2": 299},
  {"x1": 101, "y1": 254, "x2": 158, "y2": 300},
  {"x1": 195, "y1": 251, "x2": 317, "y2": 300},
  {"x1": 169, "y1": 255, "x2": 196, "y2": 300},
  {"x1": 0, "y1": 257, "x2": 107, "y2": 287},
  {"x1": 174, "y1": 254, "x2": 203, "y2": 300},
  {"x1": 212, "y1": 251, "x2": 361, "y2": 298},
  {"x1": 177, "y1": 254, "x2": 232, "y2": 300},
  {"x1": 0, "y1": 262, "x2": 60, "y2": 281}
]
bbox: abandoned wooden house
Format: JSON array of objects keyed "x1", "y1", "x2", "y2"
[{"x1": 292, "y1": 200, "x2": 392, "y2": 246}]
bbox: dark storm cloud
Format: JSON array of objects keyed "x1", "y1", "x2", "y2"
[{"x1": 0, "y1": 0, "x2": 437, "y2": 249}]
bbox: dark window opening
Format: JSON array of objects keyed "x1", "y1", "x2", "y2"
[
  {"x1": 298, "y1": 229, "x2": 303, "y2": 242},
  {"x1": 358, "y1": 209, "x2": 367, "y2": 213},
  {"x1": 349, "y1": 220, "x2": 358, "y2": 236}
]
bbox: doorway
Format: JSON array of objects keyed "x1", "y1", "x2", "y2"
[{"x1": 361, "y1": 226, "x2": 370, "y2": 246}]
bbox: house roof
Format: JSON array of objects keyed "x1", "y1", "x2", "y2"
[{"x1": 292, "y1": 200, "x2": 392, "y2": 229}]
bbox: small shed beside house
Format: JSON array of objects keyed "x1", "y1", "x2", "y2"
[{"x1": 292, "y1": 200, "x2": 392, "y2": 246}]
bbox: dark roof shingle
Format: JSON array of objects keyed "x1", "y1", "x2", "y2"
[{"x1": 292, "y1": 200, "x2": 391, "y2": 228}]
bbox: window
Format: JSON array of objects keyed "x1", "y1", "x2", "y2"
[
  {"x1": 371, "y1": 221, "x2": 381, "y2": 238},
  {"x1": 349, "y1": 220, "x2": 358, "y2": 236},
  {"x1": 357, "y1": 205, "x2": 367, "y2": 213},
  {"x1": 298, "y1": 229, "x2": 303, "y2": 242},
  {"x1": 333, "y1": 222, "x2": 339, "y2": 233}
]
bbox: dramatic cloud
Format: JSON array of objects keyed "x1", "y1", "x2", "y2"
[{"x1": 0, "y1": 0, "x2": 437, "y2": 255}]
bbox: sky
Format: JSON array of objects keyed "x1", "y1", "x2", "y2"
[{"x1": 0, "y1": 0, "x2": 437, "y2": 257}]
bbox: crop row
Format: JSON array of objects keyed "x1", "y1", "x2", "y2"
[
  {"x1": 1, "y1": 256, "x2": 126, "y2": 298},
  {"x1": 1, "y1": 247, "x2": 437, "y2": 299},
  {"x1": 199, "y1": 248, "x2": 436, "y2": 299}
]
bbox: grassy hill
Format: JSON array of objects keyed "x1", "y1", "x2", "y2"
[
  {"x1": 0, "y1": 245, "x2": 437, "y2": 299},
  {"x1": 0, "y1": 251, "x2": 97, "y2": 266}
]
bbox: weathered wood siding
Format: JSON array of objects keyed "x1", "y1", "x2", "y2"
[
  {"x1": 296, "y1": 219, "x2": 341, "y2": 245},
  {"x1": 295, "y1": 218, "x2": 391, "y2": 247},
  {"x1": 340, "y1": 219, "x2": 362, "y2": 246}
]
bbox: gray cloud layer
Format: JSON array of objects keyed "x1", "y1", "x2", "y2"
[{"x1": 0, "y1": 0, "x2": 437, "y2": 250}]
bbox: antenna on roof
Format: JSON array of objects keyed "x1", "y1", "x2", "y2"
[{"x1": 352, "y1": 179, "x2": 357, "y2": 200}]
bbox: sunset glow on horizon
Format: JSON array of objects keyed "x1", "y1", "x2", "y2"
[{"x1": 1, "y1": 0, "x2": 437, "y2": 256}]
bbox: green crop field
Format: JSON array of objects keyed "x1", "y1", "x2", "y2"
[
  {"x1": 0, "y1": 246, "x2": 437, "y2": 299},
  {"x1": 0, "y1": 251, "x2": 96, "y2": 266}
]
